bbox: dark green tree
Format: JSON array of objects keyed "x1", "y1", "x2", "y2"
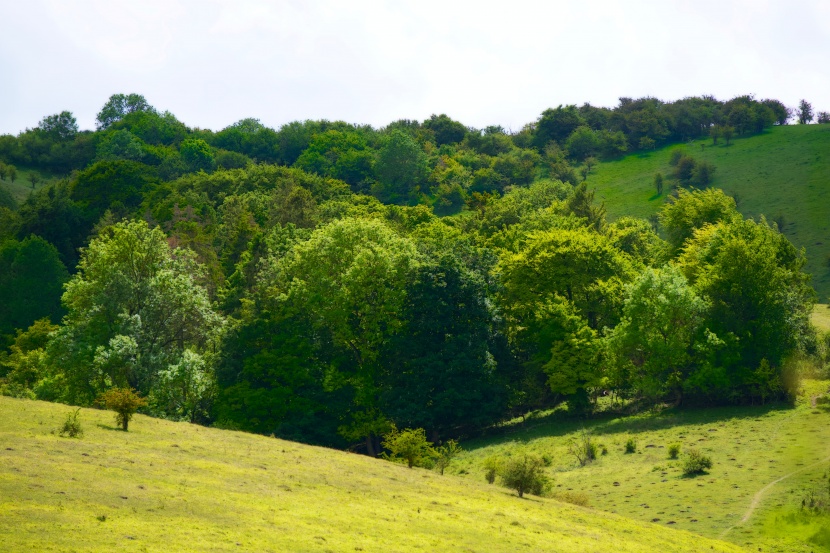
[{"x1": 96, "y1": 93, "x2": 154, "y2": 130}]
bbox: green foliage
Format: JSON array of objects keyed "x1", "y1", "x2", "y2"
[
  {"x1": 179, "y1": 138, "x2": 215, "y2": 173},
  {"x1": 423, "y1": 114, "x2": 467, "y2": 146},
  {"x1": 567, "y1": 428, "x2": 598, "y2": 466},
  {"x1": 434, "y1": 440, "x2": 462, "y2": 475},
  {"x1": 654, "y1": 172, "x2": 664, "y2": 195},
  {"x1": 37, "y1": 111, "x2": 78, "y2": 141},
  {"x1": 624, "y1": 437, "x2": 637, "y2": 454},
  {"x1": 96, "y1": 93, "x2": 154, "y2": 130},
  {"x1": 659, "y1": 188, "x2": 739, "y2": 252},
  {"x1": 483, "y1": 456, "x2": 500, "y2": 484},
  {"x1": 498, "y1": 453, "x2": 550, "y2": 498},
  {"x1": 58, "y1": 408, "x2": 83, "y2": 438},
  {"x1": 97, "y1": 387, "x2": 148, "y2": 431},
  {"x1": 373, "y1": 130, "x2": 428, "y2": 203},
  {"x1": 49, "y1": 220, "x2": 223, "y2": 406},
  {"x1": 682, "y1": 449, "x2": 713, "y2": 476},
  {"x1": 668, "y1": 443, "x2": 681, "y2": 459},
  {"x1": 382, "y1": 427, "x2": 436, "y2": 468},
  {"x1": 0, "y1": 237, "x2": 68, "y2": 347}
]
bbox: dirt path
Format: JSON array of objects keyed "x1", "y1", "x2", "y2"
[{"x1": 719, "y1": 454, "x2": 830, "y2": 539}]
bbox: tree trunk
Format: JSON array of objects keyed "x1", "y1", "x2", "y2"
[{"x1": 365, "y1": 435, "x2": 376, "y2": 457}]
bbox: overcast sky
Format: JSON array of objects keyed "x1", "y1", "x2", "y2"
[{"x1": 1, "y1": 0, "x2": 829, "y2": 135}]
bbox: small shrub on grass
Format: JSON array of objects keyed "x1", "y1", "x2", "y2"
[
  {"x1": 568, "y1": 428, "x2": 598, "y2": 466},
  {"x1": 624, "y1": 438, "x2": 637, "y2": 454},
  {"x1": 58, "y1": 408, "x2": 83, "y2": 438},
  {"x1": 682, "y1": 449, "x2": 712, "y2": 476},
  {"x1": 97, "y1": 387, "x2": 147, "y2": 431},
  {"x1": 668, "y1": 443, "x2": 681, "y2": 459},
  {"x1": 434, "y1": 440, "x2": 462, "y2": 475},
  {"x1": 381, "y1": 427, "x2": 436, "y2": 468},
  {"x1": 499, "y1": 454, "x2": 550, "y2": 498},
  {"x1": 483, "y1": 456, "x2": 501, "y2": 484}
]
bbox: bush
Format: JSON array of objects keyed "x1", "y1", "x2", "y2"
[
  {"x1": 434, "y1": 440, "x2": 462, "y2": 475},
  {"x1": 567, "y1": 428, "x2": 597, "y2": 466},
  {"x1": 382, "y1": 427, "x2": 435, "y2": 469},
  {"x1": 669, "y1": 149, "x2": 684, "y2": 166},
  {"x1": 682, "y1": 449, "x2": 712, "y2": 476},
  {"x1": 668, "y1": 443, "x2": 681, "y2": 459},
  {"x1": 97, "y1": 387, "x2": 147, "y2": 431},
  {"x1": 58, "y1": 408, "x2": 83, "y2": 438},
  {"x1": 624, "y1": 438, "x2": 637, "y2": 454},
  {"x1": 499, "y1": 454, "x2": 550, "y2": 498},
  {"x1": 483, "y1": 456, "x2": 501, "y2": 484}
]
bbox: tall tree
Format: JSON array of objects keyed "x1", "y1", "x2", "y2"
[
  {"x1": 797, "y1": 99, "x2": 814, "y2": 124},
  {"x1": 96, "y1": 93, "x2": 154, "y2": 130}
]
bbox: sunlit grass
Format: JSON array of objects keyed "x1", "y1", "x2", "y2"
[
  {"x1": 0, "y1": 397, "x2": 747, "y2": 552},
  {"x1": 453, "y1": 379, "x2": 830, "y2": 552}
]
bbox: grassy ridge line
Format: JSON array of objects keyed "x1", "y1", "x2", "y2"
[
  {"x1": 0, "y1": 397, "x2": 746, "y2": 553},
  {"x1": 588, "y1": 125, "x2": 830, "y2": 299},
  {"x1": 452, "y1": 380, "x2": 830, "y2": 552}
]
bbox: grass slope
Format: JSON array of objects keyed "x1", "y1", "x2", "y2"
[
  {"x1": 453, "y1": 380, "x2": 830, "y2": 553},
  {"x1": 0, "y1": 397, "x2": 746, "y2": 553},
  {"x1": 587, "y1": 125, "x2": 830, "y2": 299}
]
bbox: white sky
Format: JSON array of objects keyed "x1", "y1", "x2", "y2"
[{"x1": 1, "y1": 0, "x2": 829, "y2": 135}]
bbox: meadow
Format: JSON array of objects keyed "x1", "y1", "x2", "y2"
[
  {"x1": 0, "y1": 396, "x2": 748, "y2": 553},
  {"x1": 587, "y1": 124, "x2": 830, "y2": 299},
  {"x1": 452, "y1": 379, "x2": 830, "y2": 552}
]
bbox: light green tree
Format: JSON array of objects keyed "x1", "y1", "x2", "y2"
[
  {"x1": 659, "y1": 188, "x2": 739, "y2": 253},
  {"x1": 382, "y1": 427, "x2": 436, "y2": 468},
  {"x1": 47, "y1": 220, "x2": 224, "y2": 406}
]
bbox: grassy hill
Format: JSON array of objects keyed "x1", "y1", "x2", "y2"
[
  {"x1": 0, "y1": 397, "x2": 747, "y2": 553},
  {"x1": 587, "y1": 125, "x2": 830, "y2": 299},
  {"x1": 451, "y1": 379, "x2": 830, "y2": 553}
]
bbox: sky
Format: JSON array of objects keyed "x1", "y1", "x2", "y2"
[{"x1": 1, "y1": 0, "x2": 829, "y2": 135}]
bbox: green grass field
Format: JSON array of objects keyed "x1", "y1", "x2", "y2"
[
  {"x1": 0, "y1": 166, "x2": 56, "y2": 206},
  {"x1": 0, "y1": 397, "x2": 748, "y2": 553},
  {"x1": 587, "y1": 125, "x2": 830, "y2": 299},
  {"x1": 452, "y1": 379, "x2": 830, "y2": 552}
]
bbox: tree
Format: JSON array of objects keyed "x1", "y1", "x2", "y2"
[
  {"x1": 434, "y1": 440, "x2": 462, "y2": 475},
  {"x1": 818, "y1": 112, "x2": 830, "y2": 124},
  {"x1": 797, "y1": 99, "x2": 814, "y2": 124},
  {"x1": 150, "y1": 349, "x2": 216, "y2": 423},
  {"x1": 97, "y1": 387, "x2": 147, "y2": 431},
  {"x1": 654, "y1": 172, "x2": 664, "y2": 195},
  {"x1": 47, "y1": 220, "x2": 224, "y2": 406},
  {"x1": 0, "y1": 237, "x2": 68, "y2": 348},
  {"x1": 96, "y1": 93, "x2": 154, "y2": 130},
  {"x1": 96, "y1": 129, "x2": 146, "y2": 162},
  {"x1": 659, "y1": 188, "x2": 739, "y2": 253},
  {"x1": 534, "y1": 105, "x2": 585, "y2": 149},
  {"x1": 179, "y1": 138, "x2": 215, "y2": 173},
  {"x1": 382, "y1": 427, "x2": 435, "y2": 468},
  {"x1": 565, "y1": 126, "x2": 600, "y2": 160},
  {"x1": 373, "y1": 130, "x2": 428, "y2": 204},
  {"x1": 678, "y1": 217, "x2": 814, "y2": 393},
  {"x1": 27, "y1": 172, "x2": 40, "y2": 190},
  {"x1": 255, "y1": 218, "x2": 421, "y2": 452},
  {"x1": 7, "y1": 164, "x2": 17, "y2": 183},
  {"x1": 499, "y1": 454, "x2": 549, "y2": 498},
  {"x1": 37, "y1": 111, "x2": 78, "y2": 141},
  {"x1": 423, "y1": 114, "x2": 467, "y2": 146},
  {"x1": 605, "y1": 266, "x2": 716, "y2": 402},
  {"x1": 721, "y1": 126, "x2": 735, "y2": 145}
]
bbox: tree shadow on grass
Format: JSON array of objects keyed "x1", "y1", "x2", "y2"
[
  {"x1": 467, "y1": 402, "x2": 795, "y2": 450},
  {"x1": 96, "y1": 423, "x2": 124, "y2": 432}
]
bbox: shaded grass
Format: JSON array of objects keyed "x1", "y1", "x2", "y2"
[
  {"x1": 586, "y1": 125, "x2": 830, "y2": 299},
  {"x1": 453, "y1": 379, "x2": 830, "y2": 553},
  {"x1": 0, "y1": 397, "x2": 747, "y2": 553}
]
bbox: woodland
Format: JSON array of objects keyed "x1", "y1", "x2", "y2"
[{"x1": 0, "y1": 93, "x2": 818, "y2": 454}]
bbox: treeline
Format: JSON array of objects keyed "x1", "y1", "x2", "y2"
[{"x1": 0, "y1": 94, "x2": 817, "y2": 453}]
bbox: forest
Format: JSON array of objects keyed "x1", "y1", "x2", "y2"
[{"x1": 0, "y1": 93, "x2": 819, "y2": 454}]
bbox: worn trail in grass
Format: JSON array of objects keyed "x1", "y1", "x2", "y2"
[
  {"x1": 453, "y1": 379, "x2": 830, "y2": 552},
  {"x1": 0, "y1": 397, "x2": 747, "y2": 553}
]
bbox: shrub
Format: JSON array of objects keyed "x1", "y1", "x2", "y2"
[
  {"x1": 434, "y1": 440, "x2": 462, "y2": 475},
  {"x1": 97, "y1": 387, "x2": 147, "y2": 431},
  {"x1": 682, "y1": 449, "x2": 713, "y2": 476},
  {"x1": 483, "y1": 456, "x2": 501, "y2": 484},
  {"x1": 499, "y1": 454, "x2": 550, "y2": 498},
  {"x1": 58, "y1": 408, "x2": 83, "y2": 438},
  {"x1": 669, "y1": 149, "x2": 684, "y2": 166},
  {"x1": 382, "y1": 427, "x2": 435, "y2": 469},
  {"x1": 668, "y1": 443, "x2": 681, "y2": 459},
  {"x1": 568, "y1": 428, "x2": 597, "y2": 466},
  {"x1": 624, "y1": 438, "x2": 637, "y2": 454}
]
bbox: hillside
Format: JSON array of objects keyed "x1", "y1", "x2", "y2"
[
  {"x1": 452, "y1": 379, "x2": 830, "y2": 553},
  {"x1": 587, "y1": 124, "x2": 830, "y2": 298},
  {"x1": 0, "y1": 397, "x2": 749, "y2": 553}
]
